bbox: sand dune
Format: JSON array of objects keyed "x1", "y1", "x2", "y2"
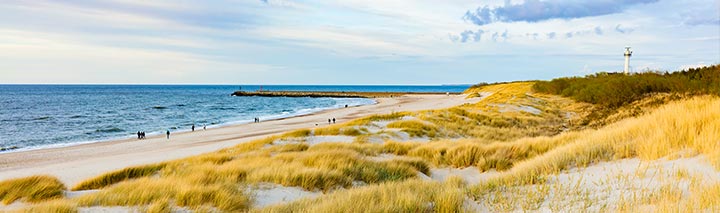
[{"x1": 0, "y1": 94, "x2": 482, "y2": 186}]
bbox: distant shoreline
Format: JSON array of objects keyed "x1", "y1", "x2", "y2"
[{"x1": 231, "y1": 90, "x2": 461, "y2": 98}]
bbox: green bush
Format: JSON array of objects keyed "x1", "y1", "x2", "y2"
[{"x1": 533, "y1": 65, "x2": 720, "y2": 108}]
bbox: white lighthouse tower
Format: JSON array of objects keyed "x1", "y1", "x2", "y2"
[{"x1": 623, "y1": 47, "x2": 632, "y2": 74}]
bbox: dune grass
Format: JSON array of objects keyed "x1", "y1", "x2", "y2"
[
  {"x1": 386, "y1": 120, "x2": 439, "y2": 138},
  {"x1": 0, "y1": 175, "x2": 66, "y2": 205},
  {"x1": 21, "y1": 199, "x2": 78, "y2": 213},
  {"x1": 280, "y1": 129, "x2": 312, "y2": 138},
  {"x1": 71, "y1": 163, "x2": 166, "y2": 191},
  {"x1": 254, "y1": 179, "x2": 468, "y2": 212},
  {"x1": 74, "y1": 177, "x2": 250, "y2": 212},
  {"x1": 469, "y1": 96, "x2": 720, "y2": 195},
  {"x1": 403, "y1": 133, "x2": 581, "y2": 171}
]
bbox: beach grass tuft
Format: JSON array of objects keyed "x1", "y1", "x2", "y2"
[
  {"x1": 71, "y1": 163, "x2": 167, "y2": 191},
  {"x1": 21, "y1": 199, "x2": 78, "y2": 213},
  {"x1": 74, "y1": 177, "x2": 250, "y2": 212},
  {"x1": 0, "y1": 175, "x2": 66, "y2": 205},
  {"x1": 253, "y1": 179, "x2": 467, "y2": 212}
]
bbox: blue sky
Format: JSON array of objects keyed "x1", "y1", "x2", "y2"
[{"x1": 1, "y1": 0, "x2": 718, "y2": 84}]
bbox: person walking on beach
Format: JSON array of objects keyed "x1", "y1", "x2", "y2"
[
  {"x1": 328, "y1": 119, "x2": 331, "y2": 124},
  {"x1": 203, "y1": 125, "x2": 206, "y2": 130},
  {"x1": 140, "y1": 132, "x2": 145, "y2": 139},
  {"x1": 166, "y1": 130, "x2": 170, "y2": 139},
  {"x1": 191, "y1": 124, "x2": 195, "y2": 132},
  {"x1": 137, "y1": 131, "x2": 141, "y2": 139},
  {"x1": 333, "y1": 118, "x2": 336, "y2": 123}
]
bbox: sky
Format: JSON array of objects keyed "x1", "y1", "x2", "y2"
[{"x1": 0, "y1": 0, "x2": 718, "y2": 85}]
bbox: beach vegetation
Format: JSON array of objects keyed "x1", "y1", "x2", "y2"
[
  {"x1": 386, "y1": 120, "x2": 438, "y2": 138},
  {"x1": 21, "y1": 199, "x2": 78, "y2": 213},
  {"x1": 71, "y1": 163, "x2": 166, "y2": 191},
  {"x1": 74, "y1": 177, "x2": 250, "y2": 212},
  {"x1": 533, "y1": 65, "x2": 719, "y2": 108},
  {"x1": 254, "y1": 179, "x2": 467, "y2": 212},
  {"x1": 0, "y1": 175, "x2": 66, "y2": 205},
  {"x1": 280, "y1": 129, "x2": 312, "y2": 138}
]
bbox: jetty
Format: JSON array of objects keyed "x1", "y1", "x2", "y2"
[{"x1": 231, "y1": 91, "x2": 461, "y2": 98}]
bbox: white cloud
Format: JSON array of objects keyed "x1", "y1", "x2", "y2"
[{"x1": 0, "y1": 30, "x2": 278, "y2": 84}]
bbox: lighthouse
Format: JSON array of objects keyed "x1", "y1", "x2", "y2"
[{"x1": 623, "y1": 47, "x2": 632, "y2": 74}]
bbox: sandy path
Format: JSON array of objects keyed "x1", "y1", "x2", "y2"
[{"x1": 0, "y1": 94, "x2": 481, "y2": 186}]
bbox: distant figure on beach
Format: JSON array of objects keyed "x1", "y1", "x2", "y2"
[
  {"x1": 345, "y1": 104, "x2": 348, "y2": 108},
  {"x1": 141, "y1": 132, "x2": 145, "y2": 139},
  {"x1": 137, "y1": 131, "x2": 141, "y2": 139},
  {"x1": 328, "y1": 119, "x2": 331, "y2": 124},
  {"x1": 203, "y1": 125, "x2": 206, "y2": 130},
  {"x1": 166, "y1": 130, "x2": 170, "y2": 139},
  {"x1": 191, "y1": 124, "x2": 195, "y2": 132},
  {"x1": 333, "y1": 118, "x2": 336, "y2": 123}
]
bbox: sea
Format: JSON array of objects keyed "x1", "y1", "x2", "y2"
[{"x1": 0, "y1": 85, "x2": 469, "y2": 152}]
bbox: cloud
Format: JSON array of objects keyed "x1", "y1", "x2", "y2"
[
  {"x1": 491, "y1": 32, "x2": 500, "y2": 41},
  {"x1": 614, "y1": 24, "x2": 634, "y2": 34},
  {"x1": 682, "y1": 14, "x2": 720, "y2": 26},
  {"x1": 460, "y1": 30, "x2": 474, "y2": 42},
  {"x1": 258, "y1": 0, "x2": 304, "y2": 8},
  {"x1": 452, "y1": 26, "x2": 606, "y2": 43},
  {"x1": 526, "y1": 32, "x2": 539, "y2": 40},
  {"x1": 451, "y1": 29, "x2": 484, "y2": 43},
  {"x1": 488, "y1": 30, "x2": 509, "y2": 42},
  {"x1": 546, "y1": 32, "x2": 556, "y2": 39},
  {"x1": 463, "y1": 0, "x2": 659, "y2": 26},
  {"x1": 594, "y1": 26, "x2": 603, "y2": 35}
]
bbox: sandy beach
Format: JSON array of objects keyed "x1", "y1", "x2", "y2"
[{"x1": 0, "y1": 94, "x2": 480, "y2": 186}]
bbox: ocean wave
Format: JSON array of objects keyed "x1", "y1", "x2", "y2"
[
  {"x1": 95, "y1": 127, "x2": 124, "y2": 133},
  {"x1": 33, "y1": 116, "x2": 51, "y2": 120},
  {"x1": 210, "y1": 107, "x2": 237, "y2": 110}
]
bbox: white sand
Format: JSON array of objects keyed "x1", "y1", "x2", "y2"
[
  {"x1": 251, "y1": 183, "x2": 321, "y2": 208},
  {"x1": 0, "y1": 94, "x2": 481, "y2": 187},
  {"x1": 469, "y1": 155, "x2": 720, "y2": 212},
  {"x1": 304, "y1": 135, "x2": 355, "y2": 145},
  {"x1": 430, "y1": 167, "x2": 497, "y2": 185}
]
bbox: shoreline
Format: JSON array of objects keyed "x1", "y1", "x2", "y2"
[
  {"x1": 0, "y1": 98, "x2": 376, "y2": 154},
  {"x1": 0, "y1": 94, "x2": 482, "y2": 186}
]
